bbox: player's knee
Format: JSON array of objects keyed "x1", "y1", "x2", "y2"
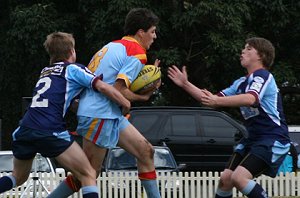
[
  {"x1": 86, "y1": 167, "x2": 96, "y2": 180},
  {"x1": 14, "y1": 175, "x2": 29, "y2": 186},
  {"x1": 231, "y1": 171, "x2": 243, "y2": 188},
  {"x1": 135, "y1": 142, "x2": 154, "y2": 163},
  {"x1": 144, "y1": 143, "x2": 155, "y2": 159},
  {"x1": 218, "y1": 170, "x2": 233, "y2": 189}
]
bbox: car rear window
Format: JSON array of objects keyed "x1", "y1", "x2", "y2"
[
  {"x1": 201, "y1": 115, "x2": 238, "y2": 138},
  {"x1": 130, "y1": 113, "x2": 159, "y2": 134},
  {"x1": 164, "y1": 114, "x2": 197, "y2": 136}
]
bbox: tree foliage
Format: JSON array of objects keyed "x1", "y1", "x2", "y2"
[{"x1": 0, "y1": 0, "x2": 299, "y2": 149}]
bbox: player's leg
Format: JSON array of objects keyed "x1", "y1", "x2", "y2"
[
  {"x1": 48, "y1": 117, "x2": 115, "y2": 198},
  {"x1": 54, "y1": 141, "x2": 98, "y2": 198},
  {"x1": 82, "y1": 138, "x2": 107, "y2": 176},
  {"x1": 231, "y1": 140, "x2": 290, "y2": 198},
  {"x1": 0, "y1": 126, "x2": 35, "y2": 194},
  {"x1": 118, "y1": 117, "x2": 160, "y2": 198},
  {"x1": 231, "y1": 154, "x2": 269, "y2": 198},
  {"x1": 0, "y1": 157, "x2": 33, "y2": 193},
  {"x1": 215, "y1": 153, "x2": 243, "y2": 198}
]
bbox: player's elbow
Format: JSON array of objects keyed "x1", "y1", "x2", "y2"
[{"x1": 245, "y1": 94, "x2": 257, "y2": 106}]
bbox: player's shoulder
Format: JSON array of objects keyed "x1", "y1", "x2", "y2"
[
  {"x1": 67, "y1": 62, "x2": 86, "y2": 69},
  {"x1": 253, "y1": 68, "x2": 271, "y2": 77},
  {"x1": 66, "y1": 62, "x2": 94, "y2": 76},
  {"x1": 113, "y1": 36, "x2": 146, "y2": 56}
]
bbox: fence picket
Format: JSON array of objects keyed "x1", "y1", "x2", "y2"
[{"x1": 0, "y1": 171, "x2": 298, "y2": 198}]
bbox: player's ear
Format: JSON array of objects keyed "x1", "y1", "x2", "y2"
[
  {"x1": 69, "y1": 48, "x2": 76, "y2": 62},
  {"x1": 136, "y1": 29, "x2": 145, "y2": 38}
]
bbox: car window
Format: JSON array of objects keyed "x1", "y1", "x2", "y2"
[
  {"x1": 164, "y1": 114, "x2": 197, "y2": 136},
  {"x1": 106, "y1": 148, "x2": 176, "y2": 170},
  {"x1": 107, "y1": 149, "x2": 136, "y2": 170},
  {"x1": 201, "y1": 115, "x2": 238, "y2": 138},
  {"x1": 154, "y1": 148, "x2": 176, "y2": 168},
  {"x1": 34, "y1": 154, "x2": 52, "y2": 172},
  {"x1": 130, "y1": 114, "x2": 159, "y2": 135},
  {"x1": 0, "y1": 155, "x2": 13, "y2": 172},
  {"x1": 0, "y1": 153, "x2": 52, "y2": 173}
]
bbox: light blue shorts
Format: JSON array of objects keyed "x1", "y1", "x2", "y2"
[
  {"x1": 119, "y1": 115, "x2": 130, "y2": 132},
  {"x1": 76, "y1": 115, "x2": 130, "y2": 148}
]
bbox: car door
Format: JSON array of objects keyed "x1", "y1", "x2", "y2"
[
  {"x1": 129, "y1": 110, "x2": 165, "y2": 145},
  {"x1": 159, "y1": 111, "x2": 203, "y2": 171},
  {"x1": 198, "y1": 111, "x2": 245, "y2": 171}
]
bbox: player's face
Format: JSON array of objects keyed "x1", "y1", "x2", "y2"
[
  {"x1": 240, "y1": 44, "x2": 260, "y2": 68},
  {"x1": 140, "y1": 26, "x2": 157, "y2": 50}
]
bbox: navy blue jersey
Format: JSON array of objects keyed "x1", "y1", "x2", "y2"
[
  {"x1": 220, "y1": 69, "x2": 289, "y2": 143},
  {"x1": 21, "y1": 62, "x2": 97, "y2": 132}
]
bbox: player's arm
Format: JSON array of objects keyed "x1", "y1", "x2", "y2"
[
  {"x1": 114, "y1": 79, "x2": 155, "y2": 102},
  {"x1": 93, "y1": 78, "x2": 131, "y2": 114},
  {"x1": 201, "y1": 90, "x2": 256, "y2": 108},
  {"x1": 168, "y1": 65, "x2": 206, "y2": 102}
]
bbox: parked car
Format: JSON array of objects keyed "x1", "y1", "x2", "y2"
[
  {"x1": 104, "y1": 146, "x2": 185, "y2": 172},
  {"x1": 0, "y1": 151, "x2": 64, "y2": 197},
  {"x1": 102, "y1": 146, "x2": 185, "y2": 197},
  {"x1": 127, "y1": 106, "x2": 247, "y2": 172}
]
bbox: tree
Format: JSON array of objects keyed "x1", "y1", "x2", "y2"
[{"x1": 0, "y1": 0, "x2": 299, "y2": 149}]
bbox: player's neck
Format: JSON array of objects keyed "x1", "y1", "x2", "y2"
[{"x1": 247, "y1": 62, "x2": 264, "y2": 74}]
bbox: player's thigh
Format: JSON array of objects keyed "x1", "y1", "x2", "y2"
[
  {"x1": 12, "y1": 157, "x2": 34, "y2": 185},
  {"x1": 55, "y1": 142, "x2": 94, "y2": 180},
  {"x1": 239, "y1": 153, "x2": 268, "y2": 178},
  {"x1": 118, "y1": 123, "x2": 153, "y2": 160},
  {"x1": 82, "y1": 138, "x2": 107, "y2": 174}
]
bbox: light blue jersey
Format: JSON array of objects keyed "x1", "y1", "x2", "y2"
[
  {"x1": 219, "y1": 69, "x2": 289, "y2": 143},
  {"x1": 77, "y1": 37, "x2": 146, "y2": 119}
]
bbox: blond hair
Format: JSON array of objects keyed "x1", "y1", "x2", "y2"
[{"x1": 43, "y1": 32, "x2": 75, "y2": 64}]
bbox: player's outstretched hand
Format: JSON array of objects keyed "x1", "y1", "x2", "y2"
[{"x1": 167, "y1": 65, "x2": 188, "y2": 88}]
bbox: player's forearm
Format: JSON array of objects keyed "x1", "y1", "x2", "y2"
[
  {"x1": 215, "y1": 94, "x2": 256, "y2": 107},
  {"x1": 181, "y1": 81, "x2": 205, "y2": 102},
  {"x1": 119, "y1": 88, "x2": 150, "y2": 102},
  {"x1": 95, "y1": 81, "x2": 131, "y2": 108}
]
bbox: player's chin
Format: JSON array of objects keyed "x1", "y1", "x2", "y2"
[{"x1": 147, "y1": 42, "x2": 154, "y2": 49}]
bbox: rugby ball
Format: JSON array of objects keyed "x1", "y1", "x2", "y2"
[{"x1": 130, "y1": 65, "x2": 161, "y2": 93}]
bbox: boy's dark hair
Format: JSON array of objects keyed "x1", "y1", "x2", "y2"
[
  {"x1": 124, "y1": 8, "x2": 159, "y2": 35},
  {"x1": 246, "y1": 37, "x2": 275, "y2": 69},
  {"x1": 44, "y1": 32, "x2": 75, "y2": 64}
]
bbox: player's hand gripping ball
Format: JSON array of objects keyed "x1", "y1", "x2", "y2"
[{"x1": 130, "y1": 65, "x2": 161, "y2": 93}]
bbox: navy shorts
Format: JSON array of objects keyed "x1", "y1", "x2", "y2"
[
  {"x1": 12, "y1": 126, "x2": 74, "y2": 160},
  {"x1": 232, "y1": 138, "x2": 290, "y2": 177}
]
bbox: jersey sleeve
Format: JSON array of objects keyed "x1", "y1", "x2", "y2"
[
  {"x1": 65, "y1": 64, "x2": 97, "y2": 89},
  {"x1": 247, "y1": 70, "x2": 272, "y2": 104},
  {"x1": 220, "y1": 77, "x2": 246, "y2": 96},
  {"x1": 116, "y1": 57, "x2": 144, "y2": 88}
]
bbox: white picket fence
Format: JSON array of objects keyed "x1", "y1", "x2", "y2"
[{"x1": 1, "y1": 171, "x2": 299, "y2": 198}]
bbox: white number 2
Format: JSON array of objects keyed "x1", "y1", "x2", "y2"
[{"x1": 31, "y1": 77, "x2": 51, "y2": 107}]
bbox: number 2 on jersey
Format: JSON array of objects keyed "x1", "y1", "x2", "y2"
[{"x1": 31, "y1": 77, "x2": 51, "y2": 108}]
